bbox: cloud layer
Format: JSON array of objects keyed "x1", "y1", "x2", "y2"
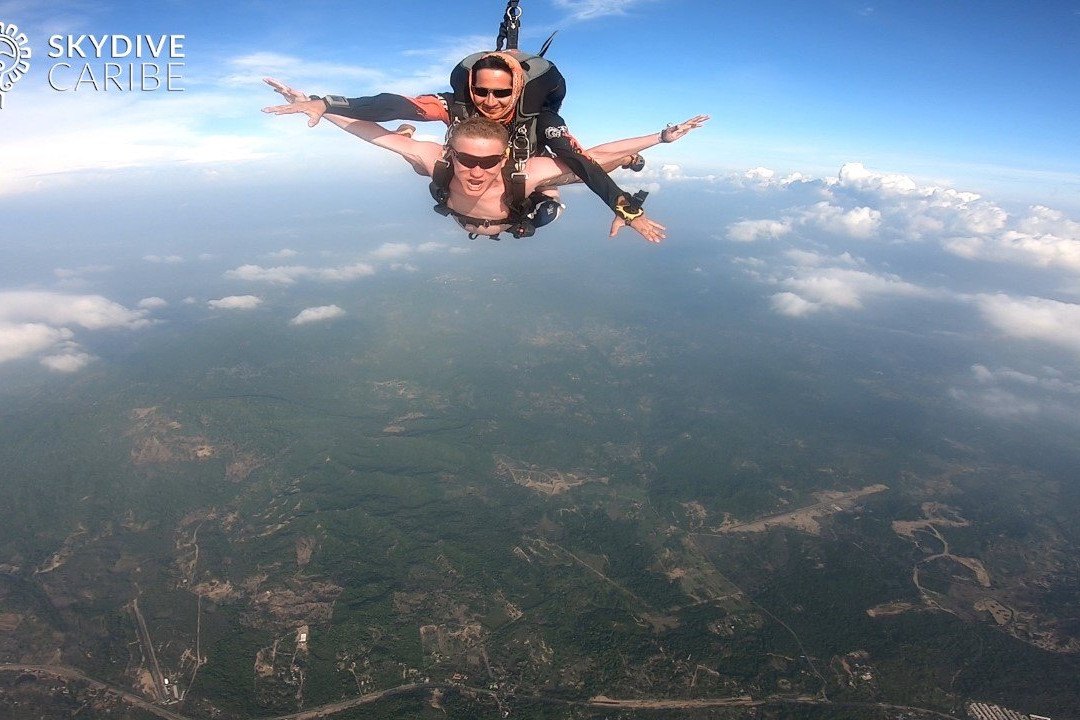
[
  {"x1": 0, "y1": 291, "x2": 150, "y2": 371},
  {"x1": 290, "y1": 305, "x2": 345, "y2": 325}
]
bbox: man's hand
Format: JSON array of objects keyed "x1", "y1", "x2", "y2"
[
  {"x1": 261, "y1": 77, "x2": 327, "y2": 128},
  {"x1": 609, "y1": 213, "x2": 666, "y2": 243},
  {"x1": 661, "y1": 114, "x2": 710, "y2": 143}
]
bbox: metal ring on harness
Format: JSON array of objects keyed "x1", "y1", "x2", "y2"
[
  {"x1": 511, "y1": 129, "x2": 531, "y2": 166},
  {"x1": 496, "y1": 0, "x2": 522, "y2": 51}
]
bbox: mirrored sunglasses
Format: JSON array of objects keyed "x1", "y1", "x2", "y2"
[
  {"x1": 472, "y1": 87, "x2": 514, "y2": 98},
  {"x1": 451, "y1": 150, "x2": 504, "y2": 169}
]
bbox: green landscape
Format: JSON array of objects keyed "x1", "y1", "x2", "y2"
[{"x1": 1, "y1": 253, "x2": 1078, "y2": 720}]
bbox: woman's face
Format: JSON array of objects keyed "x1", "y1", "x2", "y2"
[{"x1": 472, "y1": 68, "x2": 515, "y2": 119}]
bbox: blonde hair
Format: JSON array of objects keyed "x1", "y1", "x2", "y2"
[{"x1": 448, "y1": 116, "x2": 510, "y2": 147}]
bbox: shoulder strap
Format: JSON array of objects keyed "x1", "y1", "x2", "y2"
[{"x1": 429, "y1": 157, "x2": 453, "y2": 212}]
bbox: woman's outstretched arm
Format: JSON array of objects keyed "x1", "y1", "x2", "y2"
[{"x1": 263, "y1": 77, "x2": 443, "y2": 176}]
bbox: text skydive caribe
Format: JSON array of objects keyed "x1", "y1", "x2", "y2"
[{"x1": 47, "y1": 34, "x2": 184, "y2": 92}]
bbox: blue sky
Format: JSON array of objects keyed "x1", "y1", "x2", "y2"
[
  {"x1": 2, "y1": 0, "x2": 1079, "y2": 200},
  {"x1": 3, "y1": 0, "x2": 1080, "y2": 427}
]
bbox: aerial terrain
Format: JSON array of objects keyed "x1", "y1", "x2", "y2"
[{"x1": 2, "y1": 186, "x2": 1079, "y2": 720}]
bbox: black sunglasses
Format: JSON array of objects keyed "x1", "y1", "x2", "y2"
[
  {"x1": 472, "y1": 87, "x2": 513, "y2": 98},
  {"x1": 451, "y1": 149, "x2": 505, "y2": 169}
]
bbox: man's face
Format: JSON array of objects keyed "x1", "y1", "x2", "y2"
[
  {"x1": 449, "y1": 135, "x2": 506, "y2": 198},
  {"x1": 472, "y1": 68, "x2": 515, "y2": 119}
]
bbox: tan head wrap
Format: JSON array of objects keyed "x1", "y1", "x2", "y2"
[{"x1": 468, "y1": 51, "x2": 525, "y2": 125}]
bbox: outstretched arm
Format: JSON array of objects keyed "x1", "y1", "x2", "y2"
[
  {"x1": 526, "y1": 116, "x2": 709, "y2": 189},
  {"x1": 524, "y1": 115, "x2": 709, "y2": 243},
  {"x1": 587, "y1": 115, "x2": 710, "y2": 168},
  {"x1": 261, "y1": 77, "x2": 452, "y2": 127},
  {"x1": 262, "y1": 78, "x2": 443, "y2": 175}
]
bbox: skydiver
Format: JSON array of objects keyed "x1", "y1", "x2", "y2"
[
  {"x1": 263, "y1": 78, "x2": 707, "y2": 242},
  {"x1": 260, "y1": 50, "x2": 662, "y2": 240}
]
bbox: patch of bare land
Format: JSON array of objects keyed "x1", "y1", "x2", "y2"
[
  {"x1": 189, "y1": 579, "x2": 237, "y2": 602},
  {"x1": 127, "y1": 407, "x2": 266, "y2": 483},
  {"x1": 172, "y1": 508, "x2": 217, "y2": 585},
  {"x1": 974, "y1": 598, "x2": 1011, "y2": 625},
  {"x1": 34, "y1": 525, "x2": 89, "y2": 575},
  {"x1": 588, "y1": 694, "x2": 760, "y2": 709},
  {"x1": 709, "y1": 484, "x2": 889, "y2": 536},
  {"x1": 225, "y1": 454, "x2": 265, "y2": 483},
  {"x1": 128, "y1": 407, "x2": 215, "y2": 465},
  {"x1": 493, "y1": 454, "x2": 608, "y2": 496},
  {"x1": 891, "y1": 501, "x2": 970, "y2": 540},
  {"x1": 247, "y1": 580, "x2": 344, "y2": 627},
  {"x1": 681, "y1": 501, "x2": 707, "y2": 530},
  {"x1": 419, "y1": 622, "x2": 486, "y2": 660},
  {"x1": 866, "y1": 601, "x2": 922, "y2": 618},
  {"x1": 295, "y1": 536, "x2": 316, "y2": 569},
  {"x1": 515, "y1": 387, "x2": 588, "y2": 419},
  {"x1": 372, "y1": 380, "x2": 448, "y2": 410},
  {"x1": 654, "y1": 537, "x2": 743, "y2": 605},
  {"x1": 883, "y1": 500, "x2": 1080, "y2": 653}
]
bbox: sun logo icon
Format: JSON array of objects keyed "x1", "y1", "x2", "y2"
[{"x1": 0, "y1": 20, "x2": 32, "y2": 110}]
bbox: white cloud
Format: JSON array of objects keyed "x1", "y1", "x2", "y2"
[
  {"x1": 800, "y1": 202, "x2": 882, "y2": 238},
  {"x1": 946, "y1": 205, "x2": 1080, "y2": 272},
  {"x1": 370, "y1": 242, "x2": 413, "y2": 260},
  {"x1": 290, "y1": 305, "x2": 345, "y2": 325},
  {"x1": 268, "y1": 248, "x2": 299, "y2": 259},
  {"x1": 0, "y1": 87, "x2": 270, "y2": 197},
  {"x1": 970, "y1": 363, "x2": 1080, "y2": 394},
  {"x1": 144, "y1": 255, "x2": 184, "y2": 264},
  {"x1": 225, "y1": 264, "x2": 307, "y2": 285},
  {"x1": 949, "y1": 363, "x2": 1080, "y2": 420},
  {"x1": 223, "y1": 52, "x2": 385, "y2": 89},
  {"x1": 208, "y1": 295, "x2": 262, "y2": 310},
  {"x1": 727, "y1": 219, "x2": 791, "y2": 243},
  {"x1": 54, "y1": 265, "x2": 112, "y2": 280},
  {"x1": 0, "y1": 322, "x2": 73, "y2": 363},
  {"x1": 224, "y1": 263, "x2": 376, "y2": 285},
  {"x1": 772, "y1": 267, "x2": 931, "y2": 315},
  {"x1": 837, "y1": 162, "x2": 923, "y2": 195},
  {"x1": 41, "y1": 351, "x2": 95, "y2": 373},
  {"x1": 0, "y1": 292, "x2": 140, "y2": 368},
  {"x1": 770, "y1": 292, "x2": 818, "y2": 317},
  {"x1": 948, "y1": 385, "x2": 1042, "y2": 418},
  {"x1": 795, "y1": 165, "x2": 1080, "y2": 273},
  {"x1": 975, "y1": 294, "x2": 1080, "y2": 354},
  {"x1": 784, "y1": 249, "x2": 859, "y2": 267},
  {"x1": 552, "y1": 0, "x2": 659, "y2": 21},
  {"x1": 138, "y1": 297, "x2": 168, "y2": 309},
  {"x1": 0, "y1": 291, "x2": 148, "y2": 329},
  {"x1": 314, "y1": 263, "x2": 378, "y2": 282},
  {"x1": 418, "y1": 242, "x2": 446, "y2": 253}
]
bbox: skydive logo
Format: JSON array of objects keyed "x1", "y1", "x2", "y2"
[
  {"x1": 47, "y1": 34, "x2": 184, "y2": 92},
  {"x1": 0, "y1": 20, "x2": 32, "y2": 110}
]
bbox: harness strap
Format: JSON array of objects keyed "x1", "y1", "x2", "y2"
[
  {"x1": 538, "y1": 31, "x2": 557, "y2": 58},
  {"x1": 429, "y1": 145, "x2": 540, "y2": 239},
  {"x1": 495, "y1": 0, "x2": 522, "y2": 51}
]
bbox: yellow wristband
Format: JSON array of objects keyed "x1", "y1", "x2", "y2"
[{"x1": 614, "y1": 203, "x2": 644, "y2": 223}]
